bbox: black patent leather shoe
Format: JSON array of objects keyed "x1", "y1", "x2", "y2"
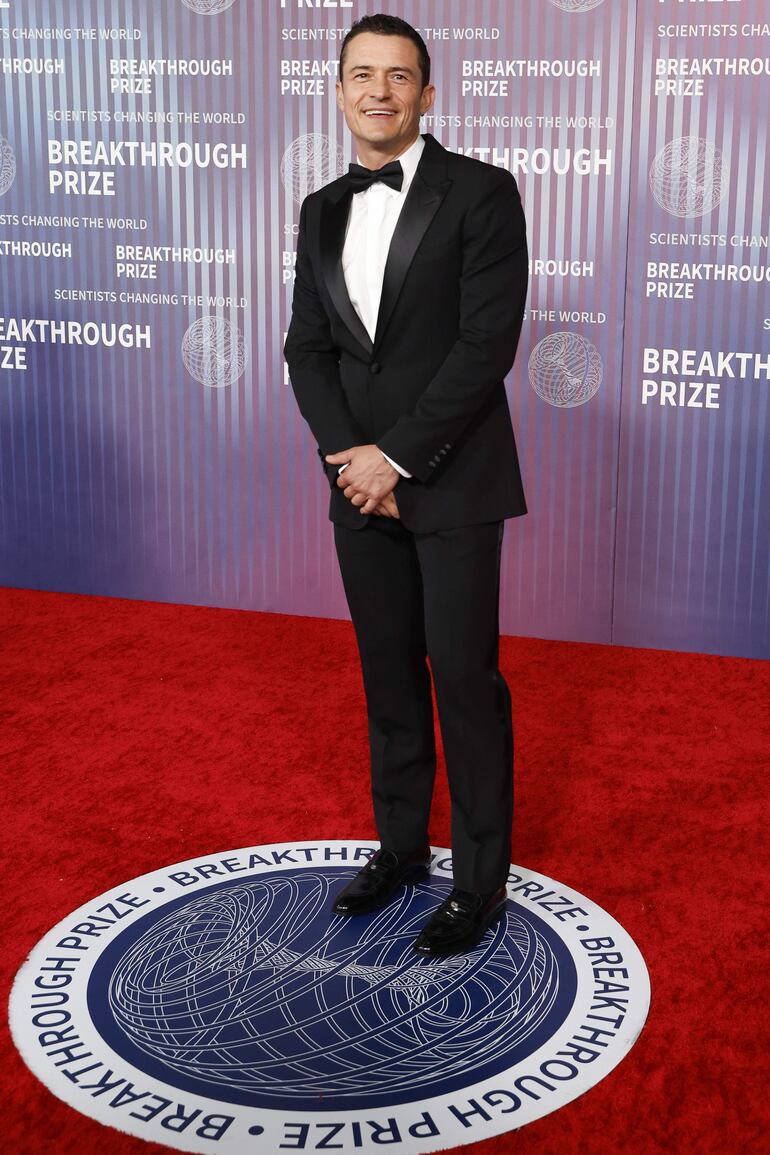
[
  {"x1": 413, "y1": 885, "x2": 508, "y2": 956},
  {"x1": 331, "y1": 847, "x2": 431, "y2": 916}
]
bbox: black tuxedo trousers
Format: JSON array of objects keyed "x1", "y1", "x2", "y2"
[{"x1": 333, "y1": 513, "x2": 513, "y2": 894}]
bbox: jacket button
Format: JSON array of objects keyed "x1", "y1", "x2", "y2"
[{"x1": 370, "y1": 361, "x2": 381, "y2": 374}]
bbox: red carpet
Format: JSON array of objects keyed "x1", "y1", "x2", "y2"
[{"x1": 1, "y1": 586, "x2": 768, "y2": 1153}]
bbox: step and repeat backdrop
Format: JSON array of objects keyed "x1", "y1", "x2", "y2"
[{"x1": 0, "y1": 0, "x2": 768, "y2": 658}]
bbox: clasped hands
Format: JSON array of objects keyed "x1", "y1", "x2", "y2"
[{"x1": 325, "y1": 444, "x2": 400, "y2": 518}]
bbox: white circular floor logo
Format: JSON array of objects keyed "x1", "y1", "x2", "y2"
[{"x1": 9, "y1": 841, "x2": 649, "y2": 1153}]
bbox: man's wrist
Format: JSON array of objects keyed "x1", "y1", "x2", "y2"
[{"x1": 378, "y1": 449, "x2": 412, "y2": 479}]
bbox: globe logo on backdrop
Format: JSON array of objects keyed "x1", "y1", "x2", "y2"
[
  {"x1": 10, "y1": 843, "x2": 650, "y2": 1151},
  {"x1": 529, "y1": 333, "x2": 604, "y2": 408},
  {"x1": 649, "y1": 136, "x2": 728, "y2": 218},
  {"x1": 182, "y1": 315, "x2": 247, "y2": 387},
  {"x1": 180, "y1": 0, "x2": 238, "y2": 15},
  {"x1": 95, "y1": 872, "x2": 569, "y2": 1110},
  {"x1": 281, "y1": 134, "x2": 346, "y2": 205},
  {"x1": 548, "y1": 0, "x2": 606, "y2": 12},
  {"x1": 0, "y1": 135, "x2": 16, "y2": 197}
]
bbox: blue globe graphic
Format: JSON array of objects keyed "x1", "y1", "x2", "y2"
[{"x1": 88, "y1": 870, "x2": 577, "y2": 1110}]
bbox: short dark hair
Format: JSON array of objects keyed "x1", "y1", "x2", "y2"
[{"x1": 339, "y1": 14, "x2": 431, "y2": 89}]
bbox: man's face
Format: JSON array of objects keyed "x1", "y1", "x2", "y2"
[{"x1": 336, "y1": 32, "x2": 435, "y2": 160}]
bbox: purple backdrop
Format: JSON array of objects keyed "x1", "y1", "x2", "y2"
[{"x1": 0, "y1": 0, "x2": 767, "y2": 658}]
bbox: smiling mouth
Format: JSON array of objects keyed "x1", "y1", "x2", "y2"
[{"x1": 363, "y1": 110, "x2": 396, "y2": 118}]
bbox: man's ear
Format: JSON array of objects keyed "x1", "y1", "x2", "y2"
[{"x1": 335, "y1": 81, "x2": 344, "y2": 112}]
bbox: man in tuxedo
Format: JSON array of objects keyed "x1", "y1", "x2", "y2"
[{"x1": 284, "y1": 14, "x2": 528, "y2": 956}]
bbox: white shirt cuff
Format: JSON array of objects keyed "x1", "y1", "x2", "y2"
[{"x1": 338, "y1": 454, "x2": 412, "y2": 479}]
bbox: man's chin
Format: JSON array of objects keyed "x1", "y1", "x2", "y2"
[{"x1": 358, "y1": 126, "x2": 398, "y2": 141}]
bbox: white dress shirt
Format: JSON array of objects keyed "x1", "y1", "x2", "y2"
[{"x1": 336, "y1": 134, "x2": 425, "y2": 482}]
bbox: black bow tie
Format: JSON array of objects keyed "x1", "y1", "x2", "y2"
[{"x1": 347, "y1": 160, "x2": 404, "y2": 194}]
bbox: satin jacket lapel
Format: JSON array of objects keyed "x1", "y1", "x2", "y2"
[
  {"x1": 374, "y1": 157, "x2": 452, "y2": 349},
  {"x1": 320, "y1": 185, "x2": 374, "y2": 356}
]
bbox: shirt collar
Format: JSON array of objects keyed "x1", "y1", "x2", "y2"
[{"x1": 354, "y1": 133, "x2": 425, "y2": 197}]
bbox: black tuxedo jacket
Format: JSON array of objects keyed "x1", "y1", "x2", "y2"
[{"x1": 284, "y1": 133, "x2": 528, "y2": 532}]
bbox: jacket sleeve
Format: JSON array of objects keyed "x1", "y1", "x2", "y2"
[
  {"x1": 283, "y1": 196, "x2": 367, "y2": 487},
  {"x1": 376, "y1": 169, "x2": 528, "y2": 484}
]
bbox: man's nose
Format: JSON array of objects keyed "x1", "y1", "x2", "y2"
[{"x1": 368, "y1": 75, "x2": 392, "y2": 100}]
